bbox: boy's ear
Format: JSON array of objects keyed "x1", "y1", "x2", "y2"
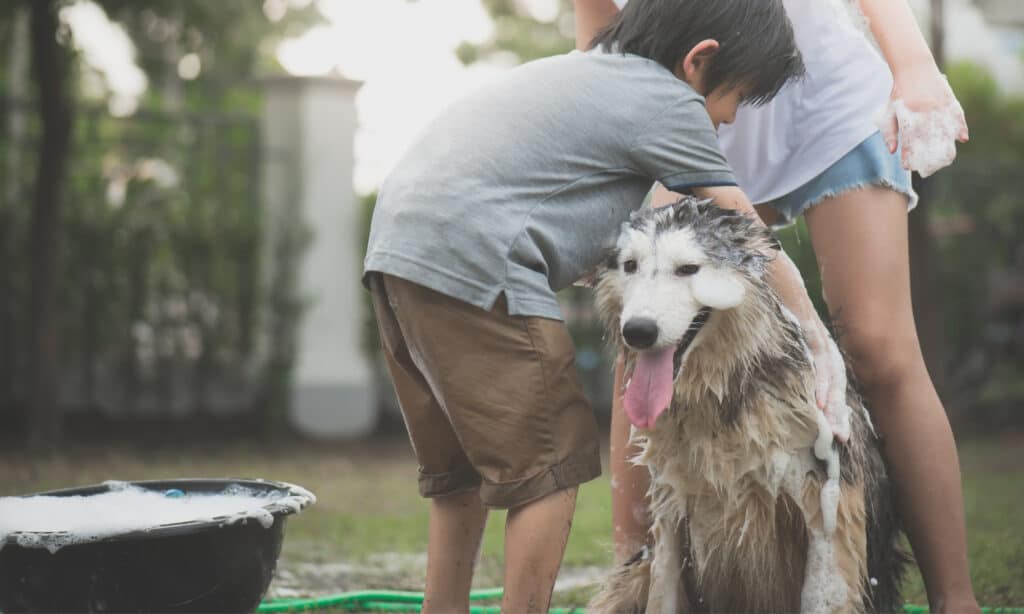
[{"x1": 675, "y1": 39, "x2": 720, "y2": 94}]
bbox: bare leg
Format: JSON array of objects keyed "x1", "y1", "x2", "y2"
[
  {"x1": 423, "y1": 490, "x2": 488, "y2": 614},
  {"x1": 610, "y1": 353, "x2": 654, "y2": 563},
  {"x1": 645, "y1": 515, "x2": 687, "y2": 613},
  {"x1": 804, "y1": 187, "x2": 979, "y2": 613},
  {"x1": 502, "y1": 486, "x2": 579, "y2": 613}
]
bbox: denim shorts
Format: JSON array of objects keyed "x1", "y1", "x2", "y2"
[{"x1": 761, "y1": 131, "x2": 918, "y2": 228}]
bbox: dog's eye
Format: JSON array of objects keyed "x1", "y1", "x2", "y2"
[
  {"x1": 675, "y1": 264, "x2": 700, "y2": 276},
  {"x1": 623, "y1": 260, "x2": 638, "y2": 274}
]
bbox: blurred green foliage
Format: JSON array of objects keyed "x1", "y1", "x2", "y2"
[
  {"x1": 0, "y1": 102, "x2": 266, "y2": 418},
  {"x1": 0, "y1": 1, "x2": 320, "y2": 111},
  {"x1": 926, "y1": 62, "x2": 1024, "y2": 424},
  {"x1": 456, "y1": 0, "x2": 576, "y2": 65},
  {"x1": 0, "y1": 1, "x2": 320, "y2": 432}
]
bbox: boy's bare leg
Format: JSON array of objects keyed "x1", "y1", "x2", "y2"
[
  {"x1": 804, "y1": 187, "x2": 979, "y2": 614},
  {"x1": 422, "y1": 490, "x2": 489, "y2": 614},
  {"x1": 610, "y1": 353, "x2": 653, "y2": 563},
  {"x1": 502, "y1": 486, "x2": 579, "y2": 613}
]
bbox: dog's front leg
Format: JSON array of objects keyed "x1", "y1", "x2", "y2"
[
  {"x1": 645, "y1": 515, "x2": 690, "y2": 613},
  {"x1": 795, "y1": 478, "x2": 864, "y2": 614}
]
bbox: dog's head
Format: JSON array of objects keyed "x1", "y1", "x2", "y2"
[{"x1": 595, "y1": 196, "x2": 781, "y2": 429}]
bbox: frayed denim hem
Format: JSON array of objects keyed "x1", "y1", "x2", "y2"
[
  {"x1": 763, "y1": 179, "x2": 919, "y2": 230},
  {"x1": 759, "y1": 132, "x2": 918, "y2": 230}
]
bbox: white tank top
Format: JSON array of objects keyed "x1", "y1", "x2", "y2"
[{"x1": 612, "y1": 0, "x2": 893, "y2": 203}]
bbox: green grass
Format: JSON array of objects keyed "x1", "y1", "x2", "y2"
[
  {"x1": 2, "y1": 430, "x2": 1021, "y2": 608},
  {"x1": 899, "y1": 435, "x2": 1024, "y2": 606}
]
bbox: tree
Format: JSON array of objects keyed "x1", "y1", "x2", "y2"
[
  {"x1": 95, "y1": 1, "x2": 318, "y2": 111},
  {"x1": 27, "y1": 0, "x2": 72, "y2": 451},
  {"x1": 456, "y1": 0, "x2": 575, "y2": 65}
]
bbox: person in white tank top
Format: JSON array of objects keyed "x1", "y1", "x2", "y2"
[{"x1": 575, "y1": 1, "x2": 979, "y2": 612}]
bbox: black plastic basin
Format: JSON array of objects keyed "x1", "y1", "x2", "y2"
[{"x1": 0, "y1": 478, "x2": 315, "y2": 613}]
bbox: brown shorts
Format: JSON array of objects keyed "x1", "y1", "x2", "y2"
[{"x1": 368, "y1": 273, "x2": 601, "y2": 509}]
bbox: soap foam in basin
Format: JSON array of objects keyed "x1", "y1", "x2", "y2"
[{"x1": 0, "y1": 480, "x2": 316, "y2": 553}]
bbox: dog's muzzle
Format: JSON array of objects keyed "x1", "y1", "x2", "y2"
[
  {"x1": 620, "y1": 307, "x2": 714, "y2": 430},
  {"x1": 621, "y1": 309, "x2": 713, "y2": 360}
]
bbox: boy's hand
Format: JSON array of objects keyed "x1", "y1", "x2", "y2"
[
  {"x1": 878, "y1": 65, "x2": 969, "y2": 177},
  {"x1": 693, "y1": 185, "x2": 850, "y2": 442},
  {"x1": 801, "y1": 310, "x2": 852, "y2": 443},
  {"x1": 772, "y1": 251, "x2": 851, "y2": 444}
]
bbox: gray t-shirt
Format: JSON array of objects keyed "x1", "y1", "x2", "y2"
[{"x1": 364, "y1": 49, "x2": 736, "y2": 320}]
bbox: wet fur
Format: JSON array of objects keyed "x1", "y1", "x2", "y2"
[{"x1": 589, "y1": 198, "x2": 907, "y2": 613}]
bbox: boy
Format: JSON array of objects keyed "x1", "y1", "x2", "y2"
[{"x1": 363, "y1": 1, "x2": 804, "y2": 611}]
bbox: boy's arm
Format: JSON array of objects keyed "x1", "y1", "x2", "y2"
[
  {"x1": 691, "y1": 185, "x2": 850, "y2": 442},
  {"x1": 574, "y1": 0, "x2": 619, "y2": 51},
  {"x1": 856, "y1": 0, "x2": 968, "y2": 175}
]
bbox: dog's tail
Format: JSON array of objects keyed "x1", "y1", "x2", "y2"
[
  {"x1": 588, "y1": 547, "x2": 651, "y2": 614},
  {"x1": 863, "y1": 440, "x2": 912, "y2": 613}
]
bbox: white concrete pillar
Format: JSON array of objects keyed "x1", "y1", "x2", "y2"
[{"x1": 260, "y1": 76, "x2": 376, "y2": 439}]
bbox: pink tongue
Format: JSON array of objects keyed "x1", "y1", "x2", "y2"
[{"x1": 623, "y1": 347, "x2": 675, "y2": 429}]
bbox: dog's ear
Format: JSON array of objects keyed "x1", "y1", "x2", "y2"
[
  {"x1": 692, "y1": 267, "x2": 746, "y2": 309},
  {"x1": 603, "y1": 247, "x2": 620, "y2": 271},
  {"x1": 740, "y1": 226, "x2": 781, "y2": 275},
  {"x1": 715, "y1": 214, "x2": 779, "y2": 274},
  {"x1": 670, "y1": 196, "x2": 708, "y2": 225},
  {"x1": 584, "y1": 247, "x2": 620, "y2": 288},
  {"x1": 753, "y1": 225, "x2": 782, "y2": 253}
]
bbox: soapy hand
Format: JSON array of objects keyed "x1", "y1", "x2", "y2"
[
  {"x1": 802, "y1": 314, "x2": 852, "y2": 443},
  {"x1": 878, "y1": 66, "x2": 969, "y2": 177},
  {"x1": 771, "y1": 252, "x2": 851, "y2": 443}
]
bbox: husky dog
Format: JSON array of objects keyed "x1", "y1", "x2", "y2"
[{"x1": 589, "y1": 197, "x2": 906, "y2": 613}]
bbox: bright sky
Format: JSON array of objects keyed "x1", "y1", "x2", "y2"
[
  {"x1": 59, "y1": 1, "x2": 148, "y2": 117},
  {"x1": 59, "y1": 0, "x2": 1024, "y2": 195},
  {"x1": 275, "y1": 0, "x2": 526, "y2": 193}
]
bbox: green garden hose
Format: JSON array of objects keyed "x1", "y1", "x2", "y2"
[
  {"x1": 902, "y1": 608, "x2": 1023, "y2": 614},
  {"x1": 257, "y1": 589, "x2": 1023, "y2": 613},
  {"x1": 257, "y1": 589, "x2": 507, "y2": 613}
]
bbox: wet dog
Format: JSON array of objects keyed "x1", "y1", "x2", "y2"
[{"x1": 588, "y1": 197, "x2": 906, "y2": 613}]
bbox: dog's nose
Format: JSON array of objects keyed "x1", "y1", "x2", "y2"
[{"x1": 622, "y1": 318, "x2": 659, "y2": 349}]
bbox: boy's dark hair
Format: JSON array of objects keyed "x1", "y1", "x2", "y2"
[{"x1": 589, "y1": 0, "x2": 805, "y2": 106}]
